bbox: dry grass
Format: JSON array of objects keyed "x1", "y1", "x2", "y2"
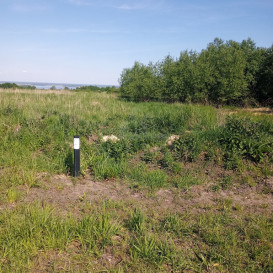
[{"x1": 0, "y1": 88, "x2": 73, "y2": 95}]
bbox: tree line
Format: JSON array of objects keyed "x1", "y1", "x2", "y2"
[
  {"x1": 119, "y1": 38, "x2": 273, "y2": 106},
  {"x1": 75, "y1": 85, "x2": 119, "y2": 93},
  {"x1": 0, "y1": 83, "x2": 36, "y2": 90}
]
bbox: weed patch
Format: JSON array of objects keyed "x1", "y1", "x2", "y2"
[{"x1": 220, "y1": 116, "x2": 273, "y2": 163}]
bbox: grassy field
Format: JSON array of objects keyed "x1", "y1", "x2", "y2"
[{"x1": 0, "y1": 88, "x2": 272, "y2": 272}]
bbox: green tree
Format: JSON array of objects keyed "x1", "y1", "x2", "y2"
[
  {"x1": 160, "y1": 55, "x2": 180, "y2": 102},
  {"x1": 0, "y1": 83, "x2": 18, "y2": 89},
  {"x1": 200, "y1": 38, "x2": 248, "y2": 105},
  {"x1": 118, "y1": 37, "x2": 272, "y2": 106},
  {"x1": 177, "y1": 50, "x2": 204, "y2": 103},
  {"x1": 120, "y1": 62, "x2": 160, "y2": 101},
  {"x1": 160, "y1": 51, "x2": 202, "y2": 103},
  {"x1": 240, "y1": 38, "x2": 267, "y2": 98},
  {"x1": 255, "y1": 45, "x2": 273, "y2": 105}
]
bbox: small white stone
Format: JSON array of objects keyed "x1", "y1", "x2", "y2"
[
  {"x1": 166, "y1": 135, "x2": 180, "y2": 146},
  {"x1": 102, "y1": 135, "x2": 120, "y2": 143}
]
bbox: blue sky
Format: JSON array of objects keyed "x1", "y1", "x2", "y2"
[{"x1": 0, "y1": 0, "x2": 272, "y2": 85}]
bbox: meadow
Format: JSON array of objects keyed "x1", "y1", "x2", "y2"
[{"x1": 0, "y1": 88, "x2": 272, "y2": 272}]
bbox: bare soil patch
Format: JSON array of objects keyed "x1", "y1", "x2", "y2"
[{"x1": 23, "y1": 173, "x2": 273, "y2": 216}]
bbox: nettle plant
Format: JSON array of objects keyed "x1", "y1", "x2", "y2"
[
  {"x1": 100, "y1": 139, "x2": 130, "y2": 161},
  {"x1": 171, "y1": 133, "x2": 203, "y2": 162},
  {"x1": 220, "y1": 116, "x2": 273, "y2": 162}
]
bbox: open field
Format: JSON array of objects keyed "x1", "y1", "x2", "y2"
[{"x1": 0, "y1": 88, "x2": 272, "y2": 272}]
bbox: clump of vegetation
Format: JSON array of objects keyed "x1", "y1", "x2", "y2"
[
  {"x1": 172, "y1": 132, "x2": 204, "y2": 162},
  {"x1": 220, "y1": 116, "x2": 273, "y2": 163}
]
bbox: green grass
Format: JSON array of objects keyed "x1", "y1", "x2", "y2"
[
  {"x1": 1, "y1": 201, "x2": 272, "y2": 272},
  {"x1": 171, "y1": 171, "x2": 203, "y2": 190},
  {"x1": 126, "y1": 209, "x2": 146, "y2": 233},
  {"x1": 0, "y1": 88, "x2": 272, "y2": 272},
  {"x1": 1, "y1": 89, "x2": 271, "y2": 181},
  {"x1": 0, "y1": 202, "x2": 121, "y2": 272},
  {"x1": 126, "y1": 163, "x2": 167, "y2": 190}
]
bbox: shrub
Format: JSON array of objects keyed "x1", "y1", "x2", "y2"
[
  {"x1": 220, "y1": 116, "x2": 273, "y2": 162},
  {"x1": 160, "y1": 147, "x2": 174, "y2": 169},
  {"x1": 172, "y1": 133, "x2": 203, "y2": 162},
  {"x1": 100, "y1": 139, "x2": 130, "y2": 160}
]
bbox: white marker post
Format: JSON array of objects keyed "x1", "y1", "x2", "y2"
[{"x1": 74, "y1": 135, "x2": 80, "y2": 177}]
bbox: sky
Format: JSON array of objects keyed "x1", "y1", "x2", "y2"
[{"x1": 0, "y1": 0, "x2": 272, "y2": 86}]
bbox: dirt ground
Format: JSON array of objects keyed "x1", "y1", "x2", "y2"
[{"x1": 20, "y1": 172, "x2": 273, "y2": 217}]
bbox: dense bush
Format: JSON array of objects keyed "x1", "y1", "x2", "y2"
[
  {"x1": 120, "y1": 38, "x2": 273, "y2": 106},
  {"x1": 172, "y1": 133, "x2": 204, "y2": 162},
  {"x1": 220, "y1": 116, "x2": 273, "y2": 162}
]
